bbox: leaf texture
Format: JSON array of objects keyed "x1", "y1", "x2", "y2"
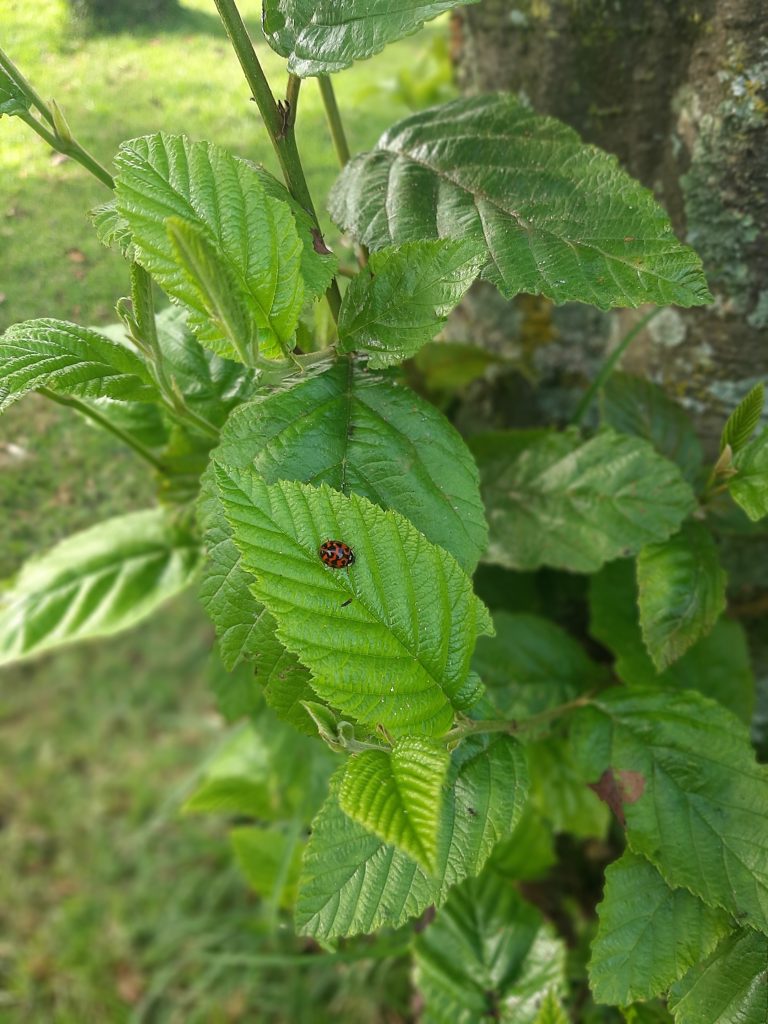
[
  {"x1": 0, "y1": 318, "x2": 157, "y2": 412},
  {"x1": 720, "y1": 381, "x2": 765, "y2": 454},
  {"x1": 669, "y1": 929, "x2": 768, "y2": 1024},
  {"x1": 215, "y1": 470, "x2": 492, "y2": 735},
  {"x1": 0, "y1": 509, "x2": 200, "y2": 666},
  {"x1": 295, "y1": 735, "x2": 528, "y2": 938},
  {"x1": 262, "y1": 0, "x2": 479, "y2": 76},
  {"x1": 731, "y1": 427, "x2": 768, "y2": 522},
  {"x1": 471, "y1": 429, "x2": 696, "y2": 572},
  {"x1": 330, "y1": 94, "x2": 712, "y2": 310}
]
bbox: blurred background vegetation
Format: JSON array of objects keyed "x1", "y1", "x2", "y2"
[{"x1": 0, "y1": 1, "x2": 455, "y2": 1019}]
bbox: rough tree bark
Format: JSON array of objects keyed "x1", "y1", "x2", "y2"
[{"x1": 450, "y1": 0, "x2": 768, "y2": 452}]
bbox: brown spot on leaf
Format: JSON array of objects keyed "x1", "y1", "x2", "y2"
[
  {"x1": 310, "y1": 227, "x2": 332, "y2": 255},
  {"x1": 589, "y1": 768, "x2": 646, "y2": 827}
]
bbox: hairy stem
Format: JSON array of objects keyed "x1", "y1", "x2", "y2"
[
  {"x1": 39, "y1": 389, "x2": 166, "y2": 471},
  {"x1": 318, "y1": 75, "x2": 352, "y2": 167},
  {"x1": 212, "y1": 0, "x2": 342, "y2": 320},
  {"x1": 448, "y1": 695, "x2": 592, "y2": 742}
]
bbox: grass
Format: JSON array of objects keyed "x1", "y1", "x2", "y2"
[{"x1": 0, "y1": 2, "x2": 454, "y2": 1019}]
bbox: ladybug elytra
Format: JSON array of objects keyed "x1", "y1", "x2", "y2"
[{"x1": 318, "y1": 539, "x2": 355, "y2": 569}]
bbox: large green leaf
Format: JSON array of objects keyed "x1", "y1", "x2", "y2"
[
  {"x1": 262, "y1": 0, "x2": 479, "y2": 77},
  {"x1": 215, "y1": 470, "x2": 492, "y2": 735},
  {"x1": 637, "y1": 523, "x2": 726, "y2": 671},
  {"x1": 590, "y1": 850, "x2": 731, "y2": 1005},
  {"x1": 720, "y1": 381, "x2": 765, "y2": 454},
  {"x1": 571, "y1": 689, "x2": 768, "y2": 934},
  {"x1": 0, "y1": 319, "x2": 157, "y2": 412},
  {"x1": 0, "y1": 509, "x2": 200, "y2": 666},
  {"x1": 413, "y1": 869, "x2": 566, "y2": 1024},
  {"x1": 295, "y1": 735, "x2": 528, "y2": 939},
  {"x1": 330, "y1": 95, "x2": 712, "y2": 310},
  {"x1": 589, "y1": 560, "x2": 755, "y2": 723},
  {"x1": 471, "y1": 429, "x2": 696, "y2": 573},
  {"x1": 600, "y1": 373, "x2": 703, "y2": 483},
  {"x1": 198, "y1": 359, "x2": 487, "y2": 669},
  {"x1": 527, "y1": 738, "x2": 609, "y2": 840},
  {"x1": 114, "y1": 133, "x2": 305, "y2": 360},
  {"x1": 730, "y1": 427, "x2": 768, "y2": 522},
  {"x1": 472, "y1": 611, "x2": 603, "y2": 719},
  {"x1": 339, "y1": 737, "x2": 449, "y2": 870},
  {"x1": 668, "y1": 929, "x2": 768, "y2": 1024},
  {"x1": 338, "y1": 240, "x2": 483, "y2": 367}
]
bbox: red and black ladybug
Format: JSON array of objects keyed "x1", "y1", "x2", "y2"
[{"x1": 318, "y1": 539, "x2": 355, "y2": 569}]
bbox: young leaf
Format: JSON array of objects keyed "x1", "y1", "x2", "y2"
[
  {"x1": 571, "y1": 688, "x2": 768, "y2": 934},
  {"x1": 473, "y1": 611, "x2": 603, "y2": 719},
  {"x1": 637, "y1": 522, "x2": 726, "y2": 671},
  {"x1": 0, "y1": 509, "x2": 200, "y2": 666},
  {"x1": 590, "y1": 560, "x2": 755, "y2": 723},
  {"x1": 295, "y1": 735, "x2": 528, "y2": 939},
  {"x1": 0, "y1": 66, "x2": 30, "y2": 117},
  {"x1": 590, "y1": 850, "x2": 731, "y2": 1005},
  {"x1": 262, "y1": 0, "x2": 480, "y2": 77},
  {"x1": 90, "y1": 200, "x2": 135, "y2": 258},
  {"x1": 600, "y1": 373, "x2": 703, "y2": 483},
  {"x1": 534, "y1": 992, "x2": 570, "y2": 1024},
  {"x1": 215, "y1": 469, "x2": 492, "y2": 736},
  {"x1": 330, "y1": 94, "x2": 712, "y2": 310},
  {"x1": 338, "y1": 240, "x2": 483, "y2": 367},
  {"x1": 114, "y1": 133, "x2": 305, "y2": 359},
  {"x1": 720, "y1": 381, "x2": 765, "y2": 454},
  {"x1": 668, "y1": 929, "x2": 768, "y2": 1024},
  {"x1": 730, "y1": 427, "x2": 768, "y2": 522},
  {"x1": 0, "y1": 318, "x2": 158, "y2": 412},
  {"x1": 471, "y1": 429, "x2": 696, "y2": 573},
  {"x1": 413, "y1": 869, "x2": 566, "y2": 1024},
  {"x1": 339, "y1": 737, "x2": 449, "y2": 871}
]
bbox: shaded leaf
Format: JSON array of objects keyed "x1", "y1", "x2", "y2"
[
  {"x1": 731, "y1": 427, "x2": 768, "y2": 522},
  {"x1": 230, "y1": 825, "x2": 303, "y2": 909},
  {"x1": 295, "y1": 735, "x2": 528, "y2": 938},
  {"x1": 0, "y1": 509, "x2": 200, "y2": 666},
  {"x1": 590, "y1": 850, "x2": 731, "y2": 1004},
  {"x1": 471, "y1": 429, "x2": 696, "y2": 573},
  {"x1": 330, "y1": 95, "x2": 712, "y2": 309},
  {"x1": 721, "y1": 381, "x2": 765, "y2": 454},
  {"x1": 668, "y1": 929, "x2": 768, "y2": 1024},
  {"x1": 528, "y1": 738, "x2": 610, "y2": 839},
  {"x1": 489, "y1": 802, "x2": 556, "y2": 882},
  {"x1": 637, "y1": 523, "x2": 726, "y2": 671},
  {"x1": 338, "y1": 239, "x2": 483, "y2": 367},
  {"x1": 215, "y1": 470, "x2": 492, "y2": 736}
]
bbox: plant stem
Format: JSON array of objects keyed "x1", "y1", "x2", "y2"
[
  {"x1": 570, "y1": 306, "x2": 662, "y2": 426},
  {"x1": 0, "y1": 45, "x2": 54, "y2": 126},
  {"x1": 211, "y1": 0, "x2": 342, "y2": 320},
  {"x1": 447, "y1": 696, "x2": 592, "y2": 742},
  {"x1": 18, "y1": 109, "x2": 114, "y2": 190},
  {"x1": 202, "y1": 943, "x2": 412, "y2": 968},
  {"x1": 318, "y1": 75, "x2": 352, "y2": 168},
  {"x1": 39, "y1": 388, "x2": 166, "y2": 471}
]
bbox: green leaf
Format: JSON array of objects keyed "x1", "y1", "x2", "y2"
[
  {"x1": 473, "y1": 611, "x2": 603, "y2": 719},
  {"x1": 215, "y1": 470, "x2": 492, "y2": 736},
  {"x1": 533, "y1": 992, "x2": 570, "y2": 1024},
  {"x1": 471, "y1": 429, "x2": 696, "y2": 573},
  {"x1": 721, "y1": 381, "x2": 765, "y2": 454},
  {"x1": 590, "y1": 560, "x2": 755, "y2": 723},
  {"x1": 114, "y1": 133, "x2": 305, "y2": 360},
  {"x1": 600, "y1": 373, "x2": 703, "y2": 483},
  {"x1": 527, "y1": 738, "x2": 609, "y2": 840},
  {"x1": 262, "y1": 0, "x2": 479, "y2": 77},
  {"x1": 413, "y1": 869, "x2": 566, "y2": 1024},
  {"x1": 668, "y1": 929, "x2": 768, "y2": 1024},
  {"x1": 730, "y1": 427, "x2": 768, "y2": 521},
  {"x1": 295, "y1": 735, "x2": 528, "y2": 939},
  {"x1": 621, "y1": 1002, "x2": 674, "y2": 1024},
  {"x1": 90, "y1": 200, "x2": 135, "y2": 258},
  {"x1": 590, "y1": 850, "x2": 731, "y2": 1005},
  {"x1": 637, "y1": 523, "x2": 726, "y2": 671},
  {"x1": 330, "y1": 94, "x2": 712, "y2": 310},
  {"x1": 571, "y1": 688, "x2": 768, "y2": 934},
  {"x1": 230, "y1": 825, "x2": 304, "y2": 909},
  {"x1": 338, "y1": 240, "x2": 483, "y2": 367},
  {"x1": 0, "y1": 66, "x2": 30, "y2": 117},
  {"x1": 0, "y1": 318, "x2": 158, "y2": 412},
  {"x1": 339, "y1": 737, "x2": 449, "y2": 871},
  {"x1": 166, "y1": 217, "x2": 256, "y2": 364},
  {"x1": 489, "y1": 802, "x2": 556, "y2": 882},
  {"x1": 0, "y1": 509, "x2": 200, "y2": 666}
]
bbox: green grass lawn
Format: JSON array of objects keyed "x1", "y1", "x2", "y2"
[{"x1": 0, "y1": 3, "x2": 453, "y2": 1019}]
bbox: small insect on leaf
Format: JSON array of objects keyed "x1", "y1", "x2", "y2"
[{"x1": 318, "y1": 539, "x2": 355, "y2": 569}]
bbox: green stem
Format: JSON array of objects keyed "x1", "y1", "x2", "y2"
[
  {"x1": 0, "y1": 45, "x2": 54, "y2": 125},
  {"x1": 201, "y1": 943, "x2": 412, "y2": 968},
  {"x1": 39, "y1": 388, "x2": 166, "y2": 471},
  {"x1": 447, "y1": 696, "x2": 591, "y2": 742},
  {"x1": 17, "y1": 109, "x2": 114, "y2": 190},
  {"x1": 318, "y1": 75, "x2": 351, "y2": 167},
  {"x1": 570, "y1": 306, "x2": 662, "y2": 426},
  {"x1": 211, "y1": 0, "x2": 342, "y2": 321}
]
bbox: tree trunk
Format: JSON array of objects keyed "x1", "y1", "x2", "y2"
[{"x1": 451, "y1": 0, "x2": 768, "y2": 453}]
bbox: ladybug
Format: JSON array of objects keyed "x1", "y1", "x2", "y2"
[{"x1": 318, "y1": 539, "x2": 355, "y2": 569}]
